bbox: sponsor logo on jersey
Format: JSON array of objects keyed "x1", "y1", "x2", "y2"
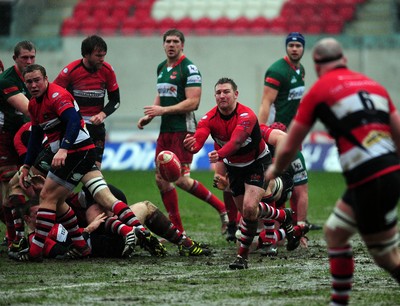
[
  {"x1": 288, "y1": 86, "x2": 305, "y2": 100},
  {"x1": 291, "y1": 76, "x2": 297, "y2": 84},
  {"x1": 157, "y1": 83, "x2": 178, "y2": 97},
  {"x1": 187, "y1": 75, "x2": 202, "y2": 84},
  {"x1": 73, "y1": 89, "x2": 105, "y2": 98},
  {"x1": 188, "y1": 65, "x2": 199, "y2": 74}
]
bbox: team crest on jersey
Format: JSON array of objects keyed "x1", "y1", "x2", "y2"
[
  {"x1": 239, "y1": 112, "x2": 249, "y2": 117},
  {"x1": 52, "y1": 92, "x2": 59, "y2": 98},
  {"x1": 291, "y1": 76, "x2": 297, "y2": 84},
  {"x1": 188, "y1": 65, "x2": 199, "y2": 74},
  {"x1": 63, "y1": 68, "x2": 68, "y2": 74},
  {"x1": 170, "y1": 71, "x2": 177, "y2": 79}
]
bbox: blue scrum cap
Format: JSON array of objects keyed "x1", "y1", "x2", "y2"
[{"x1": 286, "y1": 32, "x2": 305, "y2": 47}]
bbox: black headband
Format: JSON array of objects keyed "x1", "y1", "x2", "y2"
[{"x1": 314, "y1": 53, "x2": 343, "y2": 64}]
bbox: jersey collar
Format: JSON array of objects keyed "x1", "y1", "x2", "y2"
[
  {"x1": 14, "y1": 65, "x2": 25, "y2": 82},
  {"x1": 284, "y1": 56, "x2": 300, "y2": 71},
  {"x1": 167, "y1": 55, "x2": 186, "y2": 69}
]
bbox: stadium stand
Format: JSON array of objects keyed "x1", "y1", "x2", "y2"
[{"x1": 60, "y1": 0, "x2": 367, "y2": 37}]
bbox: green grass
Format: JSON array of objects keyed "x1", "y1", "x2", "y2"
[{"x1": 1, "y1": 171, "x2": 399, "y2": 306}]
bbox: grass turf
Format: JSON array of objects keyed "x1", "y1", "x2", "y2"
[{"x1": 1, "y1": 171, "x2": 399, "y2": 305}]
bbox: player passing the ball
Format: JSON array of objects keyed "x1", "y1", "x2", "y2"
[
  {"x1": 137, "y1": 29, "x2": 228, "y2": 235},
  {"x1": 183, "y1": 77, "x2": 296, "y2": 269}
]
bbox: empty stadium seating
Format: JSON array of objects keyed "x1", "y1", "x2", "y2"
[{"x1": 60, "y1": 0, "x2": 366, "y2": 37}]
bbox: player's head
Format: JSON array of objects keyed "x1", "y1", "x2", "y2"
[
  {"x1": 81, "y1": 35, "x2": 107, "y2": 57},
  {"x1": 23, "y1": 64, "x2": 49, "y2": 98},
  {"x1": 13, "y1": 40, "x2": 36, "y2": 72},
  {"x1": 286, "y1": 32, "x2": 305, "y2": 48},
  {"x1": 163, "y1": 29, "x2": 185, "y2": 60},
  {"x1": 214, "y1": 77, "x2": 239, "y2": 115},
  {"x1": 285, "y1": 32, "x2": 305, "y2": 63},
  {"x1": 312, "y1": 37, "x2": 346, "y2": 77},
  {"x1": 163, "y1": 29, "x2": 185, "y2": 44},
  {"x1": 81, "y1": 35, "x2": 107, "y2": 70}
]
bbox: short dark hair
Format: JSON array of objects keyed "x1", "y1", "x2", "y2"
[
  {"x1": 214, "y1": 77, "x2": 238, "y2": 91},
  {"x1": 23, "y1": 64, "x2": 47, "y2": 78},
  {"x1": 14, "y1": 40, "x2": 36, "y2": 57},
  {"x1": 163, "y1": 29, "x2": 185, "y2": 44},
  {"x1": 81, "y1": 35, "x2": 107, "y2": 57}
]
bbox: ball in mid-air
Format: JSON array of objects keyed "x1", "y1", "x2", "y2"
[{"x1": 156, "y1": 150, "x2": 182, "y2": 182}]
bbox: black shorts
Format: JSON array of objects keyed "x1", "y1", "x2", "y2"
[
  {"x1": 342, "y1": 170, "x2": 400, "y2": 235},
  {"x1": 48, "y1": 148, "x2": 96, "y2": 190},
  {"x1": 87, "y1": 123, "x2": 106, "y2": 163},
  {"x1": 33, "y1": 147, "x2": 53, "y2": 175},
  {"x1": 226, "y1": 155, "x2": 272, "y2": 197}
]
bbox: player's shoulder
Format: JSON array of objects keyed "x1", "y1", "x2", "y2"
[
  {"x1": 237, "y1": 102, "x2": 253, "y2": 112},
  {"x1": 59, "y1": 59, "x2": 82, "y2": 75},
  {"x1": 181, "y1": 57, "x2": 200, "y2": 74},
  {"x1": 0, "y1": 77, "x2": 16, "y2": 88},
  {"x1": 0, "y1": 66, "x2": 18, "y2": 81},
  {"x1": 101, "y1": 61, "x2": 115, "y2": 73},
  {"x1": 268, "y1": 58, "x2": 287, "y2": 70},
  {"x1": 47, "y1": 83, "x2": 72, "y2": 100}
]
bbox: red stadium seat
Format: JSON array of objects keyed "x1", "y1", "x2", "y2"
[
  {"x1": 250, "y1": 16, "x2": 270, "y2": 35},
  {"x1": 92, "y1": 7, "x2": 111, "y2": 20},
  {"x1": 120, "y1": 17, "x2": 141, "y2": 35},
  {"x1": 60, "y1": 17, "x2": 80, "y2": 36},
  {"x1": 98, "y1": 17, "x2": 120, "y2": 36},
  {"x1": 231, "y1": 17, "x2": 251, "y2": 35},
  {"x1": 73, "y1": 2, "x2": 92, "y2": 19},
  {"x1": 338, "y1": 5, "x2": 355, "y2": 21},
  {"x1": 176, "y1": 17, "x2": 195, "y2": 35},
  {"x1": 193, "y1": 17, "x2": 213, "y2": 35},
  {"x1": 157, "y1": 17, "x2": 176, "y2": 35},
  {"x1": 137, "y1": 17, "x2": 158, "y2": 36},
  {"x1": 249, "y1": 17, "x2": 270, "y2": 35},
  {"x1": 324, "y1": 22, "x2": 344, "y2": 34},
  {"x1": 79, "y1": 17, "x2": 99, "y2": 35},
  {"x1": 212, "y1": 17, "x2": 232, "y2": 35}
]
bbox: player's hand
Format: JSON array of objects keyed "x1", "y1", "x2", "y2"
[
  {"x1": 183, "y1": 134, "x2": 197, "y2": 152},
  {"x1": 18, "y1": 165, "x2": 31, "y2": 191},
  {"x1": 137, "y1": 115, "x2": 153, "y2": 129},
  {"x1": 52, "y1": 149, "x2": 67, "y2": 169},
  {"x1": 266, "y1": 164, "x2": 279, "y2": 180},
  {"x1": 208, "y1": 150, "x2": 219, "y2": 163},
  {"x1": 90, "y1": 112, "x2": 106, "y2": 125},
  {"x1": 213, "y1": 173, "x2": 228, "y2": 190},
  {"x1": 144, "y1": 105, "x2": 164, "y2": 117},
  {"x1": 85, "y1": 212, "x2": 107, "y2": 233}
]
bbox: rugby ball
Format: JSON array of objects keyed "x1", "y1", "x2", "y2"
[{"x1": 157, "y1": 150, "x2": 182, "y2": 182}]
